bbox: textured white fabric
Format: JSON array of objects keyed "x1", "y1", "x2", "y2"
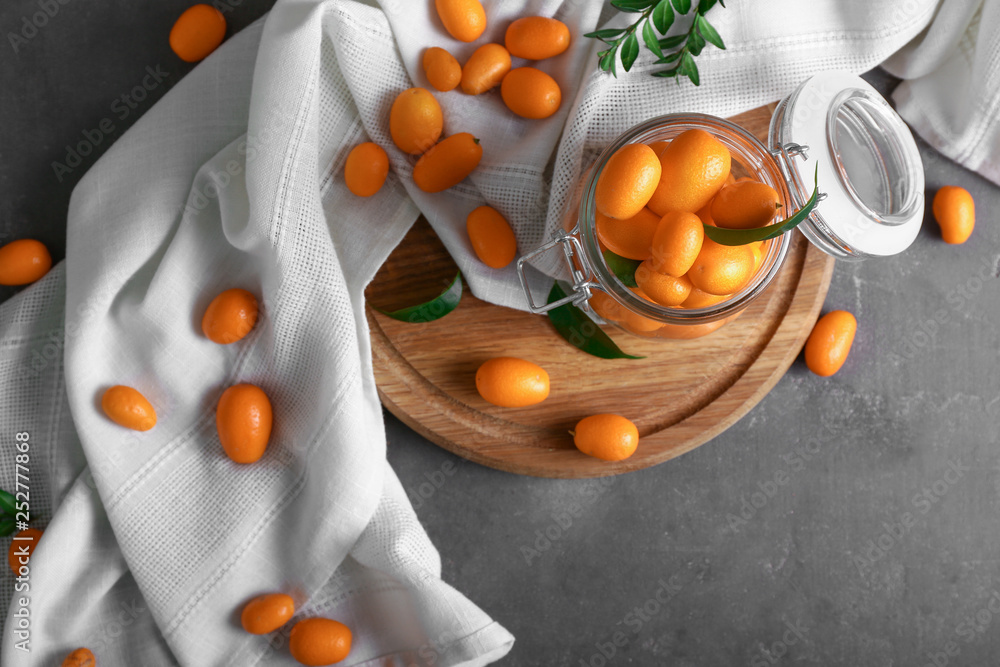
[
  {"x1": 0, "y1": 5, "x2": 514, "y2": 666},
  {"x1": 0, "y1": 0, "x2": 996, "y2": 665},
  {"x1": 378, "y1": 0, "x2": 950, "y2": 308},
  {"x1": 884, "y1": 1, "x2": 1000, "y2": 183}
]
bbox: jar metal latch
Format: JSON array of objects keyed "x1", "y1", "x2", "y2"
[
  {"x1": 516, "y1": 228, "x2": 594, "y2": 313},
  {"x1": 770, "y1": 142, "x2": 810, "y2": 199}
]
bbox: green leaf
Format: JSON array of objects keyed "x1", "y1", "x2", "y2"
[
  {"x1": 686, "y1": 64, "x2": 700, "y2": 85},
  {"x1": 0, "y1": 517, "x2": 14, "y2": 538},
  {"x1": 589, "y1": 0, "x2": 728, "y2": 84},
  {"x1": 585, "y1": 28, "x2": 627, "y2": 40},
  {"x1": 598, "y1": 47, "x2": 616, "y2": 72},
  {"x1": 379, "y1": 272, "x2": 462, "y2": 323},
  {"x1": 602, "y1": 250, "x2": 641, "y2": 288},
  {"x1": 0, "y1": 489, "x2": 15, "y2": 516},
  {"x1": 658, "y1": 34, "x2": 687, "y2": 49},
  {"x1": 602, "y1": 42, "x2": 621, "y2": 76},
  {"x1": 547, "y1": 283, "x2": 644, "y2": 360},
  {"x1": 621, "y1": 32, "x2": 640, "y2": 72},
  {"x1": 652, "y1": 0, "x2": 675, "y2": 33},
  {"x1": 611, "y1": 0, "x2": 656, "y2": 12},
  {"x1": 703, "y1": 166, "x2": 822, "y2": 246},
  {"x1": 642, "y1": 20, "x2": 664, "y2": 58},
  {"x1": 679, "y1": 50, "x2": 700, "y2": 85},
  {"x1": 687, "y1": 27, "x2": 706, "y2": 55},
  {"x1": 655, "y1": 51, "x2": 683, "y2": 64},
  {"x1": 696, "y1": 14, "x2": 726, "y2": 49},
  {"x1": 652, "y1": 67, "x2": 680, "y2": 77}
]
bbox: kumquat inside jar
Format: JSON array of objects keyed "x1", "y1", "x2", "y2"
[{"x1": 517, "y1": 71, "x2": 925, "y2": 340}]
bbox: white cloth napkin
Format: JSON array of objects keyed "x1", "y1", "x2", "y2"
[
  {"x1": 0, "y1": 5, "x2": 515, "y2": 666},
  {"x1": 0, "y1": 0, "x2": 994, "y2": 665},
  {"x1": 883, "y1": 0, "x2": 1000, "y2": 184}
]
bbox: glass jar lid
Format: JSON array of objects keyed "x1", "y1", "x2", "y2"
[{"x1": 769, "y1": 70, "x2": 924, "y2": 259}]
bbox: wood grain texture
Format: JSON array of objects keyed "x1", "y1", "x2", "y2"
[{"x1": 365, "y1": 105, "x2": 836, "y2": 478}]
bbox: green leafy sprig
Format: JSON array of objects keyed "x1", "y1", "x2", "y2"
[{"x1": 586, "y1": 0, "x2": 726, "y2": 85}]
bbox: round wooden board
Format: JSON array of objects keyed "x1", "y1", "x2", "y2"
[{"x1": 365, "y1": 106, "x2": 836, "y2": 478}]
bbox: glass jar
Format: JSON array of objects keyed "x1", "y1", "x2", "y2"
[{"x1": 516, "y1": 71, "x2": 924, "y2": 339}]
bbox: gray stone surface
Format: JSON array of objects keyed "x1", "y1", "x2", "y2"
[{"x1": 3, "y1": 2, "x2": 1000, "y2": 665}]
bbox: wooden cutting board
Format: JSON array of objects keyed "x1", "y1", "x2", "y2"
[{"x1": 365, "y1": 105, "x2": 836, "y2": 478}]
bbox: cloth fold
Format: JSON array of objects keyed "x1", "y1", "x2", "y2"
[
  {"x1": 884, "y1": 1, "x2": 1000, "y2": 183},
  {"x1": 2, "y1": 3, "x2": 513, "y2": 665},
  {"x1": 1, "y1": 0, "x2": 997, "y2": 665}
]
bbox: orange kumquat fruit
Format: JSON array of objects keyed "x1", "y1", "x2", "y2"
[
  {"x1": 595, "y1": 208, "x2": 661, "y2": 260},
  {"x1": 467, "y1": 206, "x2": 517, "y2": 269},
  {"x1": 412, "y1": 133, "x2": 483, "y2": 193},
  {"x1": 435, "y1": 0, "x2": 487, "y2": 42},
  {"x1": 686, "y1": 238, "x2": 755, "y2": 296},
  {"x1": 476, "y1": 357, "x2": 550, "y2": 407},
  {"x1": 932, "y1": 185, "x2": 975, "y2": 244},
  {"x1": 504, "y1": 17, "x2": 570, "y2": 60},
  {"x1": 344, "y1": 143, "x2": 390, "y2": 197},
  {"x1": 635, "y1": 261, "x2": 693, "y2": 306},
  {"x1": 461, "y1": 44, "x2": 511, "y2": 95},
  {"x1": 647, "y1": 140, "x2": 670, "y2": 157},
  {"x1": 655, "y1": 318, "x2": 729, "y2": 339},
  {"x1": 289, "y1": 618, "x2": 353, "y2": 666},
  {"x1": 680, "y1": 286, "x2": 731, "y2": 309},
  {"x1": 647, "y1": 129, "x2": 730, "y2": 215},
  {"x1": 622, "y1": 287, "x2": 663, "y2": 333},
  {"x1": 589, "y1": 290, "x2": 624, "y2": 322},
  {"x1": 572, "y1": 414, "x2": 639, "y2": 462},
  {"x1": 805, "y1": 310, "x2": 857, "y2": 376},
  {"x1": 711, "y1": 180, "x2": 781, "y2": 229},
  {"x1": 0, "y1": 239, "x2": 52, "y2": 285},
  {"x1": 202, "y1": 288, "x2": 259, "y2": 344},
  {"x1": 102, "y1": 385, "x2": 157, "y2": 431},
  {"x1": 595, "y1": 144, "x2": 662, "y2": 220},
  {"x1": 422, "y1": 47, "x2": 462, "y2": 92},
  {"x1": 216, "y1": 384, "x2": 273, "y2": 464},
  {"x1": 389, "y1": 88, "x2": 443, "y2": 155},
  {"x1": 241, "y1": 593, "x2": 296, "y2": 635},
  {"x1": 60, "y1": 648, "x2": 96, "y2": 667},
  {"x1": 501, "y1": 67, "x2": 562, "y2": 119},
  {"x1": 169, "y1": 4, "x2": 226, "y2": 62},
  {"x1": 649, "y1": 211, "x2": 704, "y2": 277}
]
